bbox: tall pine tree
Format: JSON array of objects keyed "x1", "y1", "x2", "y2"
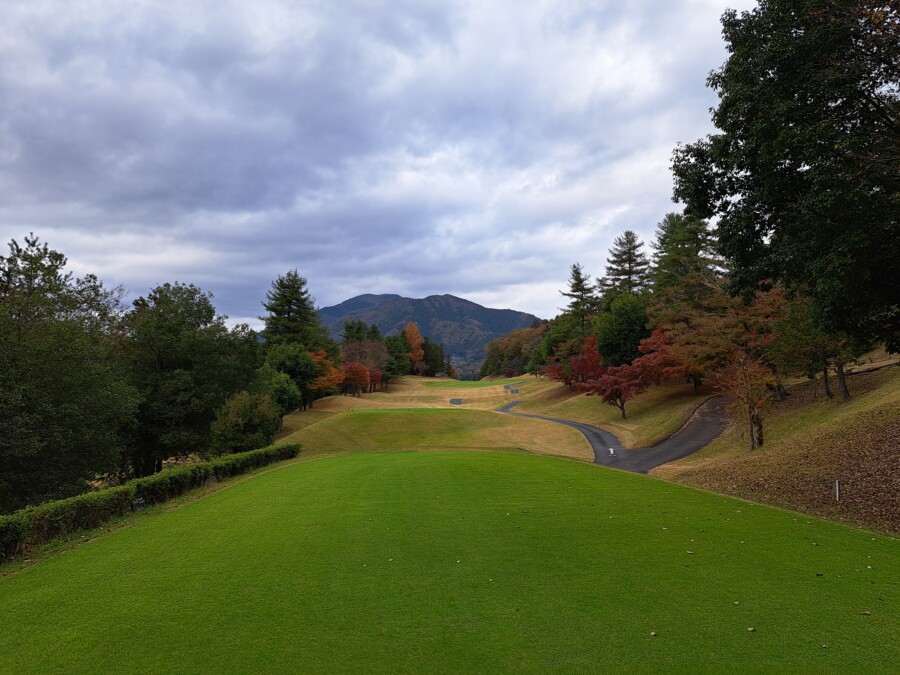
[
  {"x1": 560, "y1": 262, "x2": 596, "y2": 339},
  {"x1": 261, "y1": 270, "x2": 332, "y2": 351},
  {"x1": 650, "y1": 212, "x2": 720, "y2": 296},
  {"x1": 600, "y1": 231, "x2": 650, "y2": 295}
]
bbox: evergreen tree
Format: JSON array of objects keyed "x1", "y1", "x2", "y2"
[
  {"x1": 341, "y1": 319, "x2": 368, "y2": 343},
  {"x1": 650, "y1": 212, "x2": 719, "y2": 295},
  {"x1": 261, "y1": 270, "x2": 332, "y2": 351},
  {"x1": 600, "y1": 231, "x2": 650, "y2": 295},
  {"x1": 592, "y1": 293, "x2": 650, "y2": 366},
  {"x1": 560, "y1": 263, "x2": 596, "y2": 339}
]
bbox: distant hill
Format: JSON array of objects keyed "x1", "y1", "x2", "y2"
[{"x1": 318, "y1": 294, "x2": 543, "y2": 375}]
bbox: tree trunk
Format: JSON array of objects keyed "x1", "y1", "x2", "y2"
[
  {"x1": 822, "y1": 365, "x2": 833, "y2": 399},
  {"x1": 835, "y1": 358, "x2": 851, "y2": 401},
  {"x1": 748, "y1": 405, "x2": 763, "y2": 450},
  {"x1": 618, "y1": 400, "x2": 627, "y2": 419}
]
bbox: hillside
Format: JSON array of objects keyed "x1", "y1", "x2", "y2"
[
  {"x1": 652, "y1": 365, "x2": 900, "y2": 533},
  {"x1": 318, "y1": 294, "x2": 542, "y2": 374}
]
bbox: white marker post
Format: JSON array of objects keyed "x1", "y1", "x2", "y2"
[{"x1": 835, "y1": 480, "x2": 840, "y2": 502}]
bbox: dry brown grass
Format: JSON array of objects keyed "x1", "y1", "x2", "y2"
[{"x1": 652, "y1": 367, "x2": 900, "y2": 534}]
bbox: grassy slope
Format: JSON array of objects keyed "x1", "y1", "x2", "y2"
[
  {"x1": 278, "y1": 408, "x2": 594, "y2": 462},
  {"x1": 1, "y1": 452, "x2": 895, "y2": 673},
  {"x1": 653, "y1": 367, "x2": 900, "y2": 534},
  {"x1": 517, "y1": 381, "x2": 712, "y2": 448}
]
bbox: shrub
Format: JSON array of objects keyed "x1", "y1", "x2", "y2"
[
  {"x1": 0, "y1": 442, "x2": 300, "y2": 564},
  {"x1": 211, "y1": 391, "x2": 281, "y2": 455}
]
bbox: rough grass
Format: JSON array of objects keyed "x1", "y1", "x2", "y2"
[
  {"x1": 517, "y1": 381, "x2": 712, "y2": 448},
  {"x1": 653, "y1": 367, "x2": 900, "y2": 534},
  {"x1": 279, "y1": 408, "x2": 593, "y2": 462},
  {"x1": 0, "y1": 452, "x2": 895, "y2": 673},
  {"x1": 424, "y1": 377, "x2": 525, "y2": 389}
]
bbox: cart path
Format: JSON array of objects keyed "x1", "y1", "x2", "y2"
[{"x1": 497, "y1": 397, "x2": 729, "y2": 473}]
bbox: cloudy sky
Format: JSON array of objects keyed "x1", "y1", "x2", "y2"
[{"x1": 0, "y1": 0, "x2": 756, "y2": 325}]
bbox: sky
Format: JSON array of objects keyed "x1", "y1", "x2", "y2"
[{"x1": 0, "y1": 0, "x2": 758, "y2": 326}]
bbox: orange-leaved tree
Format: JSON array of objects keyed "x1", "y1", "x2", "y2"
[{"x1": 403, "y1": 322, "x2": 425, "y2": 374}]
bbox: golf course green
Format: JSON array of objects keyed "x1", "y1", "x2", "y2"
[{"x1": 1, "y1": 451, "x2": 895, "y2": 672}]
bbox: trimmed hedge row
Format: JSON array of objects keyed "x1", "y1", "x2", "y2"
[{"x1": 0, "y1": 442, "x2": 300, "y2": 561}]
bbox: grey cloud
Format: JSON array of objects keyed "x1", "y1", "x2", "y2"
[{"x1": 0, "y1": 0, "x2": 757, "y2": 323}]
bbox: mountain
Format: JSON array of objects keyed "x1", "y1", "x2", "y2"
[{"x1": 318, "y1": 294, "x2": 542, "y2": 375}]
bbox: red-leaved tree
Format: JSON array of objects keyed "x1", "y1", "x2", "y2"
[
  {"x1": 342, "y1": 362, "x2": 370, "y2": 397},
  {"x1": 580, "y1": 364, "x2": 647, "y2": 418}
]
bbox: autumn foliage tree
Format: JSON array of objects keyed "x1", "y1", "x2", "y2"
[
  {"x1": 342, "y1": 363, "x2": 370, "y2": 397},
  {"x1": 309, "y1": 349, "x2": 344, "y2": 399},
  {"x1": 403, "y1": 322, "x2": 425, "y2": 374},
  {"x1": 712, "y1": 348, "x2": 772, "y2": 450},
  {"x1": 580, "y1": 364, "x2": 647, "y2": 419}
]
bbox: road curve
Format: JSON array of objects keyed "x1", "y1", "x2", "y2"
[{"x1": 497, "y1": 397, "x2": 729, "y2": 474}]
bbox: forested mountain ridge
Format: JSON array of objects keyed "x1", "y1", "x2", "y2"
[{"x1": 318, "y1": 294, "x2": 542, "y2": 375}]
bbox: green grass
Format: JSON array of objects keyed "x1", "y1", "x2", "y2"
[
  {"x1": 424, "y1": 378, "x2": 525, "y2": 389},
  {"x1": 0, "y1": 451, "x2": 895, "y2": 672},
  {"x1": 279, "y1": 409, "x2": 593, "y2": 462}
]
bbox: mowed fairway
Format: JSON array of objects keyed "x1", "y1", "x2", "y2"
[{"x1": 1, "y1": 452, "x2": 896, "y2": 672}]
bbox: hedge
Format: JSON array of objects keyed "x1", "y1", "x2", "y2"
[{"x1": 0, "y1": 442, "x2": 300, "y2": 562}]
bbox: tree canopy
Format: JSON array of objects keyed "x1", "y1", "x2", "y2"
[{"x1": 672, "y1": 0, "x2": 899, "y2": 349}]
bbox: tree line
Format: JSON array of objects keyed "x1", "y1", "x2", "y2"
[{"x1": 0, "y1": 240, "x2": 452, "y2": 513}]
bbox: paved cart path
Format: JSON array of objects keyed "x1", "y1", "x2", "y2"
[{"x1": 497, "y1": 397, "x2": 729, "y2": 473}]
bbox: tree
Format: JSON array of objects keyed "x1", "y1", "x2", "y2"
[
  {"x1": 210, "y1": 391, "x2": 280, "y2": 455},
  {"x1": 124, "y1": 283, "x2": 259, "y2": 475},
  {"x1": 672, "y1": 1, "x2": 899, "y2": 350},
  {"x1": 592, "y1": 293, "x2": 650, "y2": 366},
  {"x1": 265, "y1": 343, "x2": 319, "y2": 410},
  {"x1": 261, "y1": 270, "x2": 333, "y2": 351},
  {"x1": 422, "y1": 337, "x2": 446, "y2": 376},
  {"x1": 309, "y1": 349, "x2": 345, "y2": 397},
  {"x1": 403, "y1": 322, "x2": 425, "y2": 374},
  {"x1": 0, "y1": 236, "x2": 138, "y2": 512},
  {"x1": 580, "y1": 364, "x2": 647, "y2": 419},
  {"x1": 382, "y1": 335, "x2": 411, "y2": 385},
  {"x1": 341, "y1": 319, "x2": 369, "y2": 343},
  {"x1": 599, "y1": 231, "x2": 650, "y2": 296},
  {"x1": 342, "y1": 363, "x2": 370, "y2": 397},
  {"x1": 253, "y1": 363, "x2": 302, "y2": 420},
  {"x1": 341, "y1": 340, "x2": 389, "y2": 373},
  {"x1": 712, "y1": 349, "x2": 772, "y2": 450},
  {"x1": 560, "y1": 263, "x2": 596, "y2": 339},
  {"x1": 569, "y1": 336, "x2": 606, "y2": 383},
  {"x1": 650, "y1": 212, "x2": 719, "y2": 297}
]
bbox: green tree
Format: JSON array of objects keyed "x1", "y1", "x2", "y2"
[
  {"x1": 253, "y1": 363, "x2": 302, "y2": 419},
  {"x1": 672, "y1": 1, "x2": 899, "y2": 350},
  {"x1": 650, "y1": 212, "x2": 719, "y2": 297},
  {"x1": 599, "y1": 231, "x2": 650, "y2": 296},
  {"x1": 560, "y1": 263, "x2": 596, "y2": 339},
  {"x1": 341, "y1": 319, "x2": 369, "y2": 343},
  {"x1": 265, "y1": 343, "x2": 319, "y2": 410},
  {"x1": 592, "y1": 293, "x2": 650, "y2": 366},
  {"x1": 124, "y1": 283, "x2": 259, "y2": 475},
  {"x1": 383, "y1": 335, "x2": 411, "y2": 384},
  {"x1": 0, "y1": 236, "x2": 138, "y2": 512},
  {"x1": 210, "y1": 391, "x2": 280, "y2": 455},
  {"x1": 261, "y1": 270, "x2": 333, "y2": 351}
]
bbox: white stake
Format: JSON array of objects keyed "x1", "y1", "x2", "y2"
[{"x1": 835, "y1": 480, "x2": 840, "y2": 502}]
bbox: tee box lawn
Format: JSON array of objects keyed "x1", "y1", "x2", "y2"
[{"x1": 0, "y1": 451, "x2": 895, "y2": 672}]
